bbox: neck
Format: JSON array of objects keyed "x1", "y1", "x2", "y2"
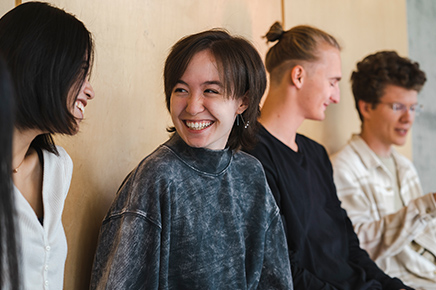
[
  {"x1": 359, "y1": 128, "x2": 392, "y2": 158},
  {"x1": 259, "y1": 85, "x2": 303, "y2": 151},
  {"x1": 12, "y1": 128, "x2": 41, "y2": 171}
]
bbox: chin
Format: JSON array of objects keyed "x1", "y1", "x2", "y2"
[
  {"x1": 180, "y1": 136, "x2": 206, "y2": 148},
  {"x1": 310, "y1": 114, "x2": 325, "y2": 122},
  {"x1": 394, "y1": 140, "x2": 407, "y2": 146}
]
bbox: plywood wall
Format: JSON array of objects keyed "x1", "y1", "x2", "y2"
[
  {"x1": 1, "y1": 1, "x2": 412, "y2": 289},
  {"x1": 283, "y1": 0, "x2": 409, "y2": 156},
  {"x1": 44, "y1": 1, "x2": 281, "y2": 289}
]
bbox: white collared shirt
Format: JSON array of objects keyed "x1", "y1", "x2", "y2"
[
  {"x1": 332, "y1": 134, "x2": 436, "y2": 289},
  {"x1": 14, "y1": 146, "x2": 72, "y2": 290}
]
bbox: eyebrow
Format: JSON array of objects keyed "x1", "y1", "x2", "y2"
[{"x1": 175, "y1": 80, "x2": 224, "y2": 87}]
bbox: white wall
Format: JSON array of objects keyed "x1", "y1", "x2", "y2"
[{"x1": 407, "y1": 0, "x2": 436, "y2": 193}]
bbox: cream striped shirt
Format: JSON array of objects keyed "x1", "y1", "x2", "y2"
[{"x1": 332, "y1": 134, "x2": 436, "y2": 289}]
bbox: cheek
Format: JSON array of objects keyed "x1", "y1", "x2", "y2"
[{"x1": 170, "y1": 96, "x2": 182, "y2": 116}]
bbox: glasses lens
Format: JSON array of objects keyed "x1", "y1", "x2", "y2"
[
  {"x1": 391, "y1": 103, "x2": 404, "y2": 112},
  {"x1": 413, "y1": 104, "x2": 423, "y2": 114}
]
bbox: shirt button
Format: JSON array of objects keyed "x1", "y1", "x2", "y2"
[
  {"x1": 45, "y1": 280, "x2": 48, "y2": 286},
  {"x1": 45, "y1": 246, "x2": 51, "y2": 251},
  {"x1": 45, "y1": 265, "x2": 49, "y2": 271}
]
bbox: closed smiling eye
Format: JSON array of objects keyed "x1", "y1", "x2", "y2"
[
  {"x1": 204, "y1": 89, "x2": 220, "y2": 94},
  {"x1": 174, "y1": 88, "x2": 188, "y2": 93}
]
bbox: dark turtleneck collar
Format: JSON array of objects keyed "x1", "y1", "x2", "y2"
[{"x1": 164, "y1": 133, "x2": 233, "y2": 176}]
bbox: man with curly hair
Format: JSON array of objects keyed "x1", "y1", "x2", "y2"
[{"x1": 332, "y1": 51, "x2": 436, "y2": 289}]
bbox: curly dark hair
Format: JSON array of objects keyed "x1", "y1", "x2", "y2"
[{"x1": 351, "y1": 51, "x2": 426, "y2": 122}]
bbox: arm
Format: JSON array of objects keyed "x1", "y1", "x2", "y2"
[
  {"x1": 258, "y1": 213, "x2": 294, "y2": 289},
  {"x1": 345, "y1": 210, "x2": 413, "y2": 290},
  {"x1": 260, "y1": 160, "x2": 340, "y2": 290},
  {"x1": 90, "y1": 211, "x2": 162, "y2": 290},
  {"x1": 326, "y1": 150, "x2": 411, "y2": 290},
  {"x1": 290, "y1": 264, "x2": 339, "y2": 290},
  {"x1": 333, "y1": 156, "x2": 436, "y2": 261},
  {"x1": 90, "y1": 175, "x2": 163, "y2": 290}
]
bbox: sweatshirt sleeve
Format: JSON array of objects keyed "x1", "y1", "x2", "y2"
[
  {"x1": 258, "y1": 210, "x2": 294, "y2": 289},
  {"x1": 90, "y1": 175, "x2": 162, "y2": 290}
]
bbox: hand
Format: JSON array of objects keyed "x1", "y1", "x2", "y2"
[{"x1": 434, "y1": 193, "x2": 436, "y2": 201}]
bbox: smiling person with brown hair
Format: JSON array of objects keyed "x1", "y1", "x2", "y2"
[
  {"x1": 244, "y1": 22, "x2": 411, "y2": 290},
  {"x1": 0, "y1": 2, "x2": 95, "y2": 288},
  {"x1": 91, "y1": 29, "x2": 293, "y2": 290},
  {"x1": 332, "y1": 51, "x2": 435, "y2": 290}
]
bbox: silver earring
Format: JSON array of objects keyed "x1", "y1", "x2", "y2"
[{"x1": 238, "y1": 114, "x2": 249, "y2": 129}]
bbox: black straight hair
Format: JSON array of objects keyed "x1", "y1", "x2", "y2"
[
  {"x1": 0, "y1": 55, "x2": 19, "y2": 290},
  {"x1": 0, "y1": 1, "x2": 94, "y2": 154}
]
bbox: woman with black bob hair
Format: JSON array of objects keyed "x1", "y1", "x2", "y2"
[
  {"x1": 0, "y1": 56, "x2": 19, "y2": 290},
  {"x1": 0, "y1": 2, "x2": 95, "y2": 288},
  {"x1": 91, "y1": 29, "x2": 293, "y2": 289}
]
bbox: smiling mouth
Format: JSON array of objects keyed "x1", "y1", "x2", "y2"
[
  {"x1": 75, "y1": 100, "x2": 85, "y2": 118},
  {"x1": 184, "y1": 120, "x2": 213, "y2": 130}
]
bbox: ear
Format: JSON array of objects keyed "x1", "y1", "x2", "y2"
[
  {"x1": 236, "y1": 95, "x2": 249, "y2": 114},
  {"x1": 290, "y1": 65, "x2": 305, "y2": 89},
  {"x1": 358, "y1": 100, "x2": 372, "y2": 120}
]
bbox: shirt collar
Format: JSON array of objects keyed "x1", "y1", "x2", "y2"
[
  {"x1": 349, "y1": 134, "x2": 408, "y2": 172},
  {"x1": 164, "y1": 133, "x2": 233, "y2": 175},
  {"x1": 349, "y1": 134, "x2": 384, "y2": 170}
]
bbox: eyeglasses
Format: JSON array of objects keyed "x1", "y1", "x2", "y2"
[{"x1": 379, "y1": 102, "x2": 423, "y2": 115}]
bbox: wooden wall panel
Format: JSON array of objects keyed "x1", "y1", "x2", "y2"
[
  {"x1": 0, "y1": 0, "x2": 15, "y2": 17},
  {"x1": 283, "y1": 0, "x2": 409, "y2": 157},
  {"x1": 3, "y1": 1, "x2": 410, "y2": 288},
  {"x1": 28, "y1": 1, "x2": 282, "y2": 288}
]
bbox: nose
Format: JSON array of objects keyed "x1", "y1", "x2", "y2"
[
  {"x1": 84, "y1": 79, "x2": 95, "y2": 100},
  {"x1": 400, "y1": 108, "x2": 414, "y2": 123},
  {"x1": 185, "y1": 92, "x2": 204, "y2": 115},
  {"x1": 330, "y1": 86, "x2": 340, "y2": 104}
]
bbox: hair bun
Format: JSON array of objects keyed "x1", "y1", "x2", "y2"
[{"x1": 264, "y1": 21, "x2": 284, "y2": 42}]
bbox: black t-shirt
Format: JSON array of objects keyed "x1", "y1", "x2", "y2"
[{"x1": 244, "y1": 126, "x2": 410, "y2": 290}]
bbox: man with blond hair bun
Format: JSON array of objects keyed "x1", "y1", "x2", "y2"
[{"x1": 244, "y1": 23, "x2": 411, "y2": 290}]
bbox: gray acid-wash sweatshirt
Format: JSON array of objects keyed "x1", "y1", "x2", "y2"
[{"x1": 90, "y1": 133, "x2": 293, "y2": 290}]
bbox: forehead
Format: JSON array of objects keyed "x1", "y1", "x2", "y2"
[
  {"x1": 310, "y1": 45, "x2": 341, "y2": 76},
  {"x1": 185, "y1": 50, "x2": 217, "y2": 71},
  {"x1": 180, "y1": 50, "x2": 225, "y2": 84},
  {"x1": 381, "y1": 84, "x2": 418, "y2": 103}
]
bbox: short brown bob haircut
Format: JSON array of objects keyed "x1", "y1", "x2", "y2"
[{"x1": 164, "y1": 29, "x2": 267, "y2": 151}]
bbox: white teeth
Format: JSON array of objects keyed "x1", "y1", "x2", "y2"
[
  {"x1": 76, "y1": 101, "x2": 85, "y2": 116},
  {"x1": 185, "y1": 121, "x2": 212, "y2": 130}
]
